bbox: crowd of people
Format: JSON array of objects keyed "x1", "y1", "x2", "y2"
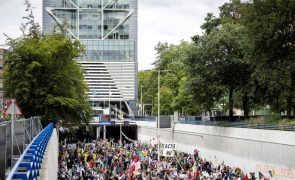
[{"x1": 58, "y1": 138, "x2": 268, "y2": 180}]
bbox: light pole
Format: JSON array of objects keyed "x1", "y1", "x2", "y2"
[
  {"x1": 140, "y1": 85, "x2": 143, "y2": 116},
  {"x1": 157, "y1": 70, "x2": 169, "y2": 161},
  {"x1": 157, "y1": 71, "x2": 160, "y2": 161},
  {"x1": 120, "y1": 98, "x2": 123, "y2": 147},
  {"x1": 11, "y1": 99, "x2": 15, "y2": 168},
  {"x1": 147, "y1": 95, "x2": 153, "y2": 116},
  {"x1": 109, "y1": 86, "x2": 111, "y2": 115}
]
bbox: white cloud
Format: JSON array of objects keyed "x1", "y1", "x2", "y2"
[
  {"x1": 138, "y1": 0, "x2": 228, "y2": 70},
  {"x1": 0, "y1": 0, "x2": 42, "y2": 47},
  {"x1": 0, "y1": 0, "x2": 228, "y2": 70}
]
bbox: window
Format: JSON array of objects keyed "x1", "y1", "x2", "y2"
[{"x1": 0, "y1": 55, "x2": 3, "y2": 60}]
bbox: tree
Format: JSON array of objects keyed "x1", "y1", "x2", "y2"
[
  {"x1": 242, "y1": 0, "x2": 295, "y2": 119},
  {"x1": 187, "y1": 20, "x2": 251, "y2": 120},
  {"x1": 138, "y1": 41, "x2": 204, "y2": 116},
  {"x1": 172, "y1": 76, "x2": 203, "y2": 115},
  {"x1": 186, "y1": 39, "x2": 223, "y2": 113},
  {"x1": 3, "y1": 1, "x2": 92, "y2": 126}
]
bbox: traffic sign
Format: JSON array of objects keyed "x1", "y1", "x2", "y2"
[
  {"x1": 98, "y1": 121, "x2": 112, "y2": 125},
  {"x1": 4, "y1": 99, "x2": 22, "y2": 115},
  {"x1": 98, "y1": 120, "x2": 116, "y2": 125}
]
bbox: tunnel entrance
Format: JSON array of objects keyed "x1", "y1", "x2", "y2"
[
  {"x1": 58, "y1": 124, "x2": 138, "y2": 143},
  {"x1": 98, "y1": 125, "x2": 138, "y2": 142}
]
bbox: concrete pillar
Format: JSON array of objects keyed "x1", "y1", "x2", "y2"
[
  {"x1": 96, "y1": 126, "x2": 101, "y2": 140},
  {"x1": 103, "y1": 125, "x2": 106, "y2": 140}
]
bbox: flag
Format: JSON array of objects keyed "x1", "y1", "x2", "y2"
[
  {"x1": 259, "y1": 172, "x2": 264, "y2": 179},
  {"x1": 244, "y1": 174, "x2": 249, "y2": 180},
  {"x1": 128, "y1": 155, "x2": 140, "y2": 173},
  {"x1": 92, "y1": 87, "x2": 97, "y2": 96},
  {"x1": 269, "y1": 169, "x2": 276, "y2": 178},
  {"x1": 139, "y1": 152, "x2": 145, "y2": 161}
]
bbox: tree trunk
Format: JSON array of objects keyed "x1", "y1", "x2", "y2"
[
  {"x1": 242, "y1": 92, "x2": 249, "y2": 120},
  {"x1": 286, "y1": 96, "x2": 292, "y2": 119},
  {"x1": 286, "y1": 71, "x2": 295, "y2": 119},
  {"x1": 229, "y1": 88, "x2": 234, "y2": 120}
]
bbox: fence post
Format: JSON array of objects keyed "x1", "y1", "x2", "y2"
[
  {"x1": 4, "y1": 122, "x2": 8, "y2": 172},
  {"x1": 23, "y1": 120, "x2": 26, "y2": 151}
]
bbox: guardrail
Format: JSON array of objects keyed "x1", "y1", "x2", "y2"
[
  {"x1": 6, "y1": 123, "x2": 54, "y2": 180},
  {"x1": 134, "y1": 116, "x2": 295, "y2": 131},
  {"x1": 134, "y1": 116, "x2": 156, "y2": 121},
  {"x1": 179, "y1": 120, "x2": 295, "y2": 131},
  {"x1": 0, "y1": 117, "x2": 41, "y2": 179}
]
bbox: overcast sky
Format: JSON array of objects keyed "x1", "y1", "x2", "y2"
[{"x1": 0, "y1": 0, "x2": 228, "y2": 70}]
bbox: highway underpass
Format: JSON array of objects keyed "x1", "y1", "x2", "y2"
[
  {"x1": 59, "y1": 121, "x2": 138, "y2": 143},
  {"x1": 97, "y1": 125, "x2": 138, "y2": 141}
]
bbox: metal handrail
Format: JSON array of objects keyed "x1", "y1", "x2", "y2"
[
  {"x1": 179, "y1": 120, "x2": 295, "y2": 131},
  {"x1": 6, "y1": 123, "x2": 54, "y2": 180},
  {"x1": 134, "y1": 117, "x2": 295, "y2": 131}
]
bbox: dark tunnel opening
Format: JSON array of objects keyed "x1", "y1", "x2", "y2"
[
  {"x1": 59, "y1": 125, "x2": 138, "y2": 143},
  {"x1": 99, "y1": 125, "x2": 138, "y2": 142}
]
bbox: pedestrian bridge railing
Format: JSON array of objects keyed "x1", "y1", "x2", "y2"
[{"x1": 6, "y1": 123, "x2": 54, "y2": 180}]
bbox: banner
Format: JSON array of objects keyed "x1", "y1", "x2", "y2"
[{"x1": 162, "y1": 143, "x2": 176, "y2": 157}]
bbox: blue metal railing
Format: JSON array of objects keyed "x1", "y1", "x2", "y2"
[{"x1": 6, "y1": 123, "x2": 54, "y2": 180}]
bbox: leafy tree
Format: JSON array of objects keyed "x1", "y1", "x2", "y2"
[
  {"x1": 188, "y1": 21, "x2": 251, "y2": 119},
  {"x1": 186, "y1": 39, "x2": 223, "y2": 113},
  {"x1": 172, "y1": 76, "x2": 203, "y2": 115},
  {"x1": 3, "y1": 1, "x2": 92, "y2": 126},
  {"x1": 138, "y1": 41, "x2": 203, "y2": 116},
  {"x1": 138, "y1": 0, "x2": 295, "y2": 120},
  {"x1": 242, "y1": 0, "x2": 295, "y2": 119}
]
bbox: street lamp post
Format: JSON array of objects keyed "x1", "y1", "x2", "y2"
[
  {"x1": 157, "y1": 70, "x2": 162, "y2": 161},
  {"x1": 147, "y1": 95, "x2": 153, "y2": 116},
  {"x1": 141, "y1": 85, "x2": 143, "y2": 116},
  {"x1": 120, "y1": 98, "x2": 123, "y2": 147},
  {"x1": 109, "y1": 86, "x2": 111, "y2": 115},
  {"x1": 156, "y1": 70, "x2": 168, "y2": 161}
]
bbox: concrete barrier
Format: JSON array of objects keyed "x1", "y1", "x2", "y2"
[
  {"x1": 137, "y1": 121, "x2": 295, "y2": 179},
  {"x1": 39, "y1": 129, "x2": 58, "y2": 180}
]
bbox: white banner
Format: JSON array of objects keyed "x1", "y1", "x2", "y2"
[{"x1": 162, "y1": 143, "x2": 176, "y2": 157}]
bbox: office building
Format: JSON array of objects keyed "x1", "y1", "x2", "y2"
[
  {"x1": 43, "y1": 0, "x2": 138, "y2": 116},
  {"x1": 0, "y1": 48, "x2": 7, "y2": 89},
  {"x1": 0, "y1": 48, "x2": 8, "y2": 117}
]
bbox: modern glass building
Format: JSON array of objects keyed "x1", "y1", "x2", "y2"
[{"x1": 42, "y1": 0, "x2": 138, "y2": 116}]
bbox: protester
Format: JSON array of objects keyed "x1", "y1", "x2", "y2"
[{"x1": 58, "y1": 138, "x2": 262, "y2": 180}]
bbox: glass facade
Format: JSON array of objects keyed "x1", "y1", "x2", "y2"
[
  {"x1": 43, "y1": 0, "x2": 138, "y2": 115},
  {"x1": 47, "y1": 0, "x2": 136, "y2": 62},
  {"x1": 80, "y1": 40, "x2": 134, "y2": 61}
]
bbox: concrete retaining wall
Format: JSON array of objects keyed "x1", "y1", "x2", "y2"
[
  {"x1": 137, "y1": 121, "x2": 295, "y2": 179},
  {"x1": 39, "y1": 129, "x2": 58, "y2": 180}
]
